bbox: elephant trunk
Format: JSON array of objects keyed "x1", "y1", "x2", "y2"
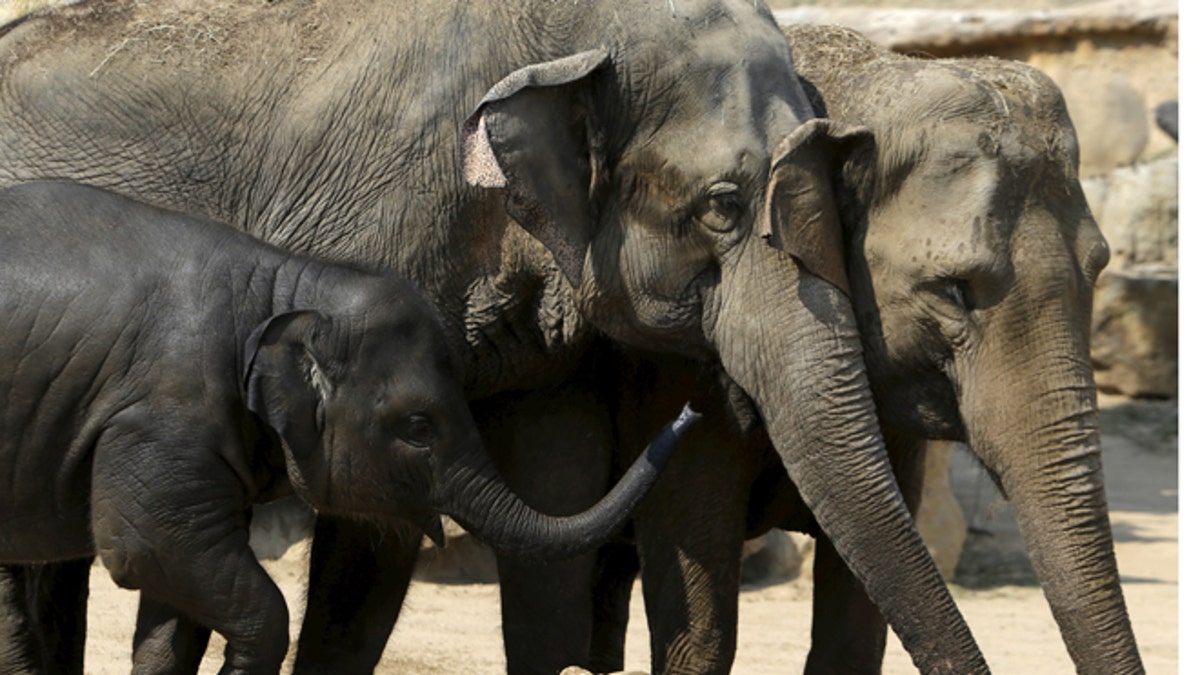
[
  {"x1": 710, "y1": 246, "x2": 987, "y2": 673},
  {"x1": 433, "y1": 404, "x2": 699, "y2": 560},
  {"x1": 963, "y1": 335, "x2": 1142, "y2": 673}
]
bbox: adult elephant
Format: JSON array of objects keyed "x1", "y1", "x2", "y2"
[
  {"x1": 542, "y1": 23, "x2": 1141, "y2": 675},
  {"x1": 0, "y1": 2, "x2": 982, "y2": 673}
]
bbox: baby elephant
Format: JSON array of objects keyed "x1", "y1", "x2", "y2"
[{"x1": 0, "y1": 182, "x2": 696, "y2": 673}]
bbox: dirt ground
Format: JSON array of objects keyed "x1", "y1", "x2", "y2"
[{"x1": 79, "y1": 393, "x2": 1177, "y2": 674}]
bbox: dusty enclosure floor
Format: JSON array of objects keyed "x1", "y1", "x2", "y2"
[{"x1": 81, "y1": 394, "x2": 1177, "y2": 674}]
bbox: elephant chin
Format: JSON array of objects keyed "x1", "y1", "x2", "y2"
[{"x1": 433, "y1": 404, "x2": 699, "y2": 561}]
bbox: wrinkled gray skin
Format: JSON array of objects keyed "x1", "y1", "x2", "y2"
[
  {"x1": 0, "y1": 182, "x2": 693, "y2": 674},
  {"x1": 791, "y1": 25, "x2": 1140, "y2": 674},
  {"x1": 526, "y1": 24, "x2": 1140, "y2": 675},
  {"x1": 0, "y1": 2, "x2": 984, "y2": 674}
]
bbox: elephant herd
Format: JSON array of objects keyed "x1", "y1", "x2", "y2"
[{"x1": 0, "y1": 1, "x2": 1141, "y2": 674}]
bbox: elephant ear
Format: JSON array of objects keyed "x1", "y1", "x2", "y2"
[
  {"x1": 242, "y1": 310, "x2": 336, "y2": 463},
  {"x1": 461, "y1": 47, "x2": 611, "y2": 287},
  {"x1": 761, "y1": 118, "x2": 871, "y2": 298}
]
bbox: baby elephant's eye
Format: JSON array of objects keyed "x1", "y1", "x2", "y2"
[{"x1": 393, "y1": 413, "x2": 438, "y2": 448}]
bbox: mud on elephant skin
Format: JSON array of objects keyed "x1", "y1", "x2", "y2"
[
  {"x1": 0, "y1": 2, "x2": 981, "y2": 673},
  {"x1": 0, "y1": 183, "x2": 694, "y2": 674},
  {"x1": 516, "y1": 24, "x2": 1141, "y2": 675}
]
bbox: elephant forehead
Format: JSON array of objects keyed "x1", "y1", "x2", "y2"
[
  {"x1": 616, "y1": 10, "x2": 811, "y2": 149},
  {"x1": 866, "y1": 151, "x2": 1015, "y2": 270}
]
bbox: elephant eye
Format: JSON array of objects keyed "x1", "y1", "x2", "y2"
[
  {"x1": 393, "y1": 413, "x2": 438, "y2": 448},
  {"x1": 695, "y1": 182, "x2": 743, "y2": 232},
  {"x1": 939, "y1": 278, "x2": 977, "y2": 313}
]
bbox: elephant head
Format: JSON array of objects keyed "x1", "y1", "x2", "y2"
[
  {"x1": 461, "y1": 4, "x2": 984, "y2": 669},
  {"x1": 791, "y1": 24, "x2": 1141, "y2": 673},
  {"x1": 242, "y1": 272, "x2": 698, "y2": 560}
]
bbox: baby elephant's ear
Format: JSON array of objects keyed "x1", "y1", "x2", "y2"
[
  {"x1": 242, "y1": 310, "x2": 333, "y2": 462},
  {"x1": 762, "y1": 118, "x2": 872, "y2": 298}
]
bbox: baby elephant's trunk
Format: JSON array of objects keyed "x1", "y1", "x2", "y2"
[{"x1": 435, "y1": 404, "x2": 699, "y2": 560}]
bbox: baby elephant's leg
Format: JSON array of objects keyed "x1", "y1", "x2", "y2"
[
  {"x1": 91, "y1": 425, "x2": 290, "y2": 675},
  {"x1": 133, "y1": 595, "x2": 212, "y2": 674}
]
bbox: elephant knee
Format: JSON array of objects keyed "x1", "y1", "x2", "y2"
[{"x1": 92, "y1": 518, "x2": 159, "y2": 592}]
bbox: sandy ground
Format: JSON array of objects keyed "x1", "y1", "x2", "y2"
[{"x1": 79, "y1": 394, "x2": 1177, "y2": 674}]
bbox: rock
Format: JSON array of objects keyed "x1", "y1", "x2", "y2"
[
  {"x1": 1050, "y1": 67, "x2": 1149, "y2": 177},
  {"x1": 414, "y1": 516, "x2": 499, "y2": 584},
  {"x1": 1091, "y1": 266, "x2": 1178, "y2": 398},
  {"x1": 741, "y1": 529, "x2": 813, "y2": 586},
  {"x1": 915, "y1": 441, "x2": 968, "y2": 581},
  {"x1": 248, "y1": 496, "x2": 314, "y2": 560},
  {"x1": 1155, "y1": 100, "x2": 1178, "y2": 141},
  {"x1": 1082, "y1": 158, "x2": 1178, "y2": 268}
]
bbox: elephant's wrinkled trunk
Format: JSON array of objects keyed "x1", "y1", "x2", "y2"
[
  {"x1": 433, "y1": 404, "x2": 699, "y2": 561},
  {"x1": 963, "y1": 340, "x2": 1142, "y2": 673},
  {"x1": 711, "y1": 245, "x2": 987, "y2": 673}
]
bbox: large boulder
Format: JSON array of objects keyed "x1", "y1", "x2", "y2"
[
  {"x1": 741, "y1": 529, "x2": 813, "y2": 586},
  {"x1": 1048, "y1": 67, "x2": 1148, "y2": 177},
  {"x1": 1091, "y1": 266, "x2": 1178, "y2": 398},
  {"x1": 1083, "y1": 158, "x2": 1178, "y2": 268},
  {"x1": 248, "y1": 496, "x2": 314, "y2": 560}
]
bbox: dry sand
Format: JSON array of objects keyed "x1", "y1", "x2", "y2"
[{"x1": 79, "y1": 395, "x2": 1177, "y2": 674}]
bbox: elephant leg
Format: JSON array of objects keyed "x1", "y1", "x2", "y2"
[
  {"x1": 0, "y1": 559, "x2": 90, "y2": 675},
  {"x1": 805, "y1": 434, "x2": 927, "y2": 675},
  {"x1": 475, "y1": 381, "x2": 615, "y2": 675},
  {"x1": 90, "y1": 429, "x2": 290, "y2": 675},
  {"x1": 496, "y1": 553, "x2": 600, "y2": 675},
  {"x1": 132, "y1": 595, "x2": 212, "y2": 674},
  {"x1": 587, "y1": 541, "x2": 640, "y2": 672},
  {"x1": 293, "y1": 516, "x2": 424, "y2": 674},
  {"x1": 633, "y1": 416, "x2": 756, "y2": 675}
]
